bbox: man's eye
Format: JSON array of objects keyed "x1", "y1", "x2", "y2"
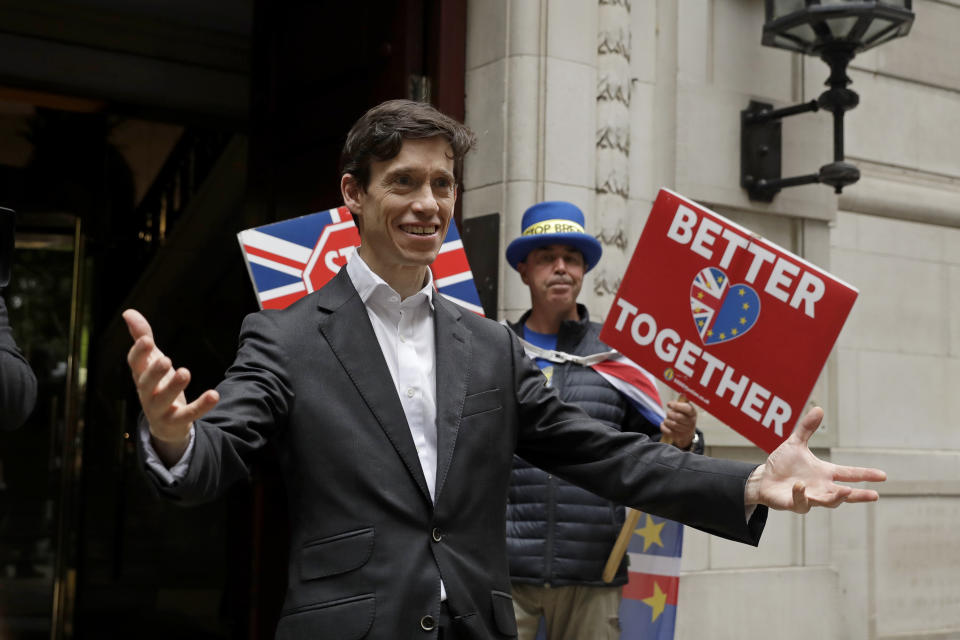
[
  {"x1": 433, "y1": 178, "x2": 453, "y2": 190},
  {"x1": 395, "y1": 175, "x2": 413, "y2": 186}
]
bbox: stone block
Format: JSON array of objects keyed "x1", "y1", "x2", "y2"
[
  {"x1": 830, "y1": 210, "x2": 858, "y2": 252},
  {"x1": 951, "y1": 265, "x2": 960, "y2": 357},
  {"x1": 675, "y1": 567, "x2": 838, "y2": 640},
  {"x1": 630, "y1": 0, "x2": 657, "y2": 84},
  {"x1": 856, "y1": 350, "x2": 955, "y2": 449},
  {"x1": 508, "y1": 0, "x2": 542, "y2": 57},
  {"x1": 855, "y1": 212, "x2": 944, "y2": 262},
  {"x1": 830, "y1": 249, "x2": 947, "y2": 356},
  {"x1": 874, "y1": 496, "x2": 960, "y2": 636},
  {"x1": 628, "y1": 80, "x2": 656, "y2": 203},
  {"x1": 465, "y1": 60, "x2": 506, "y2": 191},
  {"x1": 834, "y1": 347, "x2": 861, "y2": 447},
  {"x1": 466, "y1": 0, "x2": 506, "y2": 71},
  {"x1": 843, "y1": 69, "x2": 960, "y2": 178},
  {"x1": 677, "y1": 0, "x2": 710, "y2": 85},
  {"x1": 543, "y1": 58, "x2": 596, "y2": 189},
  {"x1": 506, "y1": 54, "x2": 543, "y2": 183},
  {"x1": 546, "y1": 0, "x2": 597, "y2": 67},
  {"x1": 462, "y1": 182, "x2": 503, "y2": 221},
  {"x1": 679, "y1": 525, "x2": 709, "y2": 572},
  {"x1": 712, "y1": 0, "x2": 796, "y2": 101},
  {"x1": 945, "y1": 227, "x2": 960, "y2": 265},
  {"x1": 709, "y1": 509, "x2": 797, "y2": 570}
]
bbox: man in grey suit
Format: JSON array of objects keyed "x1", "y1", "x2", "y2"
[{"x1": 123, "y1": 99, "x2": 885, "y2": 640}]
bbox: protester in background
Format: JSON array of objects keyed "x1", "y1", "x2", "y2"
[
  {"x1": 504, "y1": 201, "x2": 702, "y2": 639},
  {"x1": 123, "y1": 99, "x2": 886, "y2": 640}
]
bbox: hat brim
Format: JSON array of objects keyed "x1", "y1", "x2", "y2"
[{"x1": 506, "y1": 233, "x2": 603, "y2": 273}]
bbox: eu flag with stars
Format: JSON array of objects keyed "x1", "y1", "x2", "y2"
[{"x1": 620, "y1": 513, "x2": 683, "y2": 639}]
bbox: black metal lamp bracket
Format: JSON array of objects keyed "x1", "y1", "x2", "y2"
[{"x1": 741, "y1": 87, "x2": 860, "y2": 202}]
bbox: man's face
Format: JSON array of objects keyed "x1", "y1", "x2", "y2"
[
  {"x1": 342, "y1": 137, "x2": 456, "y2": 280},
  {"x1": 518, "y1": 244, "x2": 585, "y2": 313}
]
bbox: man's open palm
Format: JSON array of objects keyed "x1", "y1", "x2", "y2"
[
  {"x1": 749, "y1": 406, "x2": 886, "y2": 513},
  {"x1": 123, "y1": 309, "x2": 219, "y2": 452}
]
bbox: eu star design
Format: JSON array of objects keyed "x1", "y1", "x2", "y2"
[
  {"x1": 635, "y1": 514, "x2": 665, "y2": 552},
  {"x1": 642, "y1": 581, "x2": 668, "y2": 621}
]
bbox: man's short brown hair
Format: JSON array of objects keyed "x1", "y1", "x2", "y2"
[{"x1": 340, "y1": 99, "x2": 477, "y2": 190}]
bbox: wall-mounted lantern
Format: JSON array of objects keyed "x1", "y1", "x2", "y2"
[{"x1": 741, "y1": 0, "x2": 914, "y2": 201}]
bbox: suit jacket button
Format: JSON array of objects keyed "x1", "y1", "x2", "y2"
[
  {"x1": 431, "y1": 527, "x2": 442, "y2": 542},
  {"x1": 420, "y1": 614, "x2": 436, "y2": 631}
]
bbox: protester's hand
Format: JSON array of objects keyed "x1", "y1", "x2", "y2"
[
  {"x1": 660, "y1": 399, "x2": 697, "y2": 449},
  {"x1": 745, "y1": 406, "x2": 886, "y2": 512},
  {"x1": 123, "y1": 309, "x2": 218, "y2": 463}
]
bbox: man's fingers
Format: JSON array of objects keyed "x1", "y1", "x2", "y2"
[
  {"x1": 792, "y1": 481, "x2": 810, "y2": 513},
  {"x1": 122, "y1": 309, "x2": 154, "y2": 342},
  {"x1": 127, "y1": 335, "x2": 160, "y2": 379},
  {"x1": 789, "y1": 406, "x2": 824, "y2": 445},
  {"x1": 833, "y1": 465, "x2": 887, "y2": 483},
  {"x1": 153, "y1": 367, "x2": 192, "y2": 412},
  {"x1": 137, "y1": 355, "x2": 174, "y2": 399},
  {"x1": 172, "y1": 389, "x2": 220, "y2": 424},
  {"x1": 809, "y1": 485, "x2": 854, "y2": 509},
  {"x1": 840, "y1": 488, "x2": 880, "y2": 503},
  {"x1": 662, "y1": 419, "x2": 694, "y2": 440},
  {"x1": 666, "y1": 401, "x2": 696, "y2": 419}
]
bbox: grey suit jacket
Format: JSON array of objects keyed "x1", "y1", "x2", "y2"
[{"x1": 140, "y1": 268, "x2": 766, "y2": 640}]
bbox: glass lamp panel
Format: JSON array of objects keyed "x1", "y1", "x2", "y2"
[
  {"x1": 773, "y1": 34, "x2": 805, "y2": 50},
  {"x1": 769, "y1": 0, "x2": 807, "y2": 20},
  {"x1": 861, "y1": 16, "x2": 895, "y2": 44},
  {"x1": 785, "y1": 22, "x2": 818, "y2": 45},
  {"x1": 825, "y1": 15, "x2": 859, "y2": 39}
]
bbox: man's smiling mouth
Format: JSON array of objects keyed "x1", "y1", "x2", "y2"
[{"x1": 400, "y1": 225, "x2": 439, "y2": 236}]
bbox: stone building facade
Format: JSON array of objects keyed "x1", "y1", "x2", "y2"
[{"x1": 462, "y1": 1, "x2": 960, "y2": 638}]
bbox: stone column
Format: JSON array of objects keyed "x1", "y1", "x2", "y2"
[{"x1": 593, "y1": 0, "x2": 632, "y2": 303}]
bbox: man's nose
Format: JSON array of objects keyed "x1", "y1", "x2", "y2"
[{"x1": 411, "y1": 184, "x2": 439, "y2": 214}]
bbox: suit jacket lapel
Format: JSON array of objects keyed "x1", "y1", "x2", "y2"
[
  {"x1": 315, "y1": 269, "x2": 432, "y2": 505},
  {"x1": 433, "y1": 294, "x2": 471, "y2": 502}
]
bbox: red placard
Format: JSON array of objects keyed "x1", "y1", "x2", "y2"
[{"x1": 599, "y1": 189, "x2": 857, "y2": 453}]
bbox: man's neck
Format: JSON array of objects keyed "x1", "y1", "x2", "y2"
[
  {"x1": 357, "y1": 247, "x2": 429, "y2": 299},
  {"x1": 524, "y1": 303, "x2": 579, "y2": 335}
]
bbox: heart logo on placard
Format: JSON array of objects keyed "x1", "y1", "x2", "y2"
[{"x1": 690, "y1": 267, "x2": 761, "y2": 345}]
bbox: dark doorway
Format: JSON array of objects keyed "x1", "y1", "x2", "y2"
[{"x1": 0, "y1": 0, "x2": 466, "y2": 637}]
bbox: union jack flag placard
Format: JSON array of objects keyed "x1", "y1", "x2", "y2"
[{"x1": 237, "y1": 206, "x2": 485, "y2": 315}]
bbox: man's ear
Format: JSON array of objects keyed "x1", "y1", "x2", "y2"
[
  {"x1": 517, "y1": 261, "x2": 530, "y2": 286},
  {"x1": 341, "y1": 173, "x2": 364, "y2": 217}
]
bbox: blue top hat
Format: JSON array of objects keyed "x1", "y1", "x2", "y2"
[{"x1": 505, "y1": 201, "x2": 603, "y2": 272}]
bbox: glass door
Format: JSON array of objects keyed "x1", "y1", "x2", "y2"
[{"x1": 0, "y1": 215, "x2": 87, "y2": 640}]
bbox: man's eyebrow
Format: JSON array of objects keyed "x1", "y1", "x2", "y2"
[{"x1": 382, "y1": 166, "x2": 455, "y2": 181}]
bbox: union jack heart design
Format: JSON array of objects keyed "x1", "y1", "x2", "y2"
[{"x1": 689, "y1": 267, "x2": 761, "y2": 345}]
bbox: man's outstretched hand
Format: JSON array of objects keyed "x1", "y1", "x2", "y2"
[
  {"x1": 745, "y1": 406, "x2": 886, "y2": 513},
  {"x1": 123, "y1": 309, "x2": 219, "y2": 465}
]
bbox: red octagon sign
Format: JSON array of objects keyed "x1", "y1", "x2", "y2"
[{"x1": 303, "y1": 220, "x2": 361, "y2": 293}]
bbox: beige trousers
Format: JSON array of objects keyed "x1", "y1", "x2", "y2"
[{"x1": 511, "y1": 583, "x2": 622, "y2": 640}]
